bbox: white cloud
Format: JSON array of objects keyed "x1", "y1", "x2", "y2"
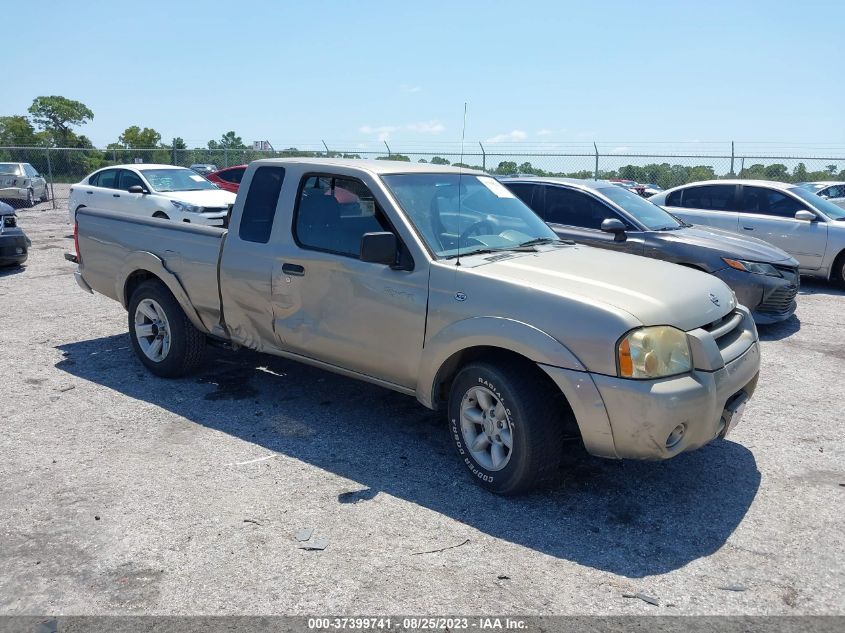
[
  {"x1": 407, "y1": 120, "x2": 445, "y2": 134},
  {"x1": 400, "y1": 84, "x2": 422, "y2": 93},
  {"x1": 359, "y1": 125, "x2": 399, "y2": 142},
  {"x1": 536, "y1": 129, "x2": 554, "y2": 137},
  {"x1": 609, "y1": 146, "x2": 631, "y2": 154},
  {"x1": 485, "y1": 130, "x2": 527, "y2": 144}
]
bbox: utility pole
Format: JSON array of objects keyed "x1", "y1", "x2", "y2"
[
  {"x1": 172, "y1": 138, "x2": 177, "y2": 166},
  {"x1": 45, "y1": 146, "x2": 56, "y2": 210},
  {"x1": 730, "y1": 141, "x2": 735, "y2": 176},
  {"x1": 594, "y1": 142, "x2": 600, "y2": 180}
]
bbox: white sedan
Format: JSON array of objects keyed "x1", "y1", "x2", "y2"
[{"x1": 68, "y1": 164, "x2": 236, "y2": 226}]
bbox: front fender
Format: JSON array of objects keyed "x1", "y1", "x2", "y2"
[
  {"x1": 117, "y1": 251, "x2": 210, "y2": 334},
  {"x1": 417, "y1": 316, "x2": 586, "y2": 408}
]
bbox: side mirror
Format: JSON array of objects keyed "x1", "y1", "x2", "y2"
[
  {"x1": 601, "y1": 218, "x2": 627, "y2": 234},
  {"x1": 128, "y1": 185, "x2": 148, "y2": 194},
  {"x1": 360, "y1": 232, "x2": 397, "y2": 265},
  {"x1": 794, "y1": 210, "x2": 816, "y2": 222}
]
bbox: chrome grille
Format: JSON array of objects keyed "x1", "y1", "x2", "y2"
[{"x1": 703, "y1": 309, "x2": 743, "y2": 342}]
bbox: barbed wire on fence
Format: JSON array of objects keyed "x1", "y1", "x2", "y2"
[{"x1": 1, "y1": 143, "x2": 843, "y2": 208}]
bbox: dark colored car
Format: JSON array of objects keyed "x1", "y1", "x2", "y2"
[
  {"x1": 0, "y1": 201, "x2": 31, "y2": 266},
  {"x1": 502, "y1": 177, "x2": 800, "y2": 324},
  {"x1": 207, "y1": 164, "x2": 247, "y2": 193}
]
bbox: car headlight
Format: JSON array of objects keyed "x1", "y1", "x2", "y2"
[
  {"x1": 171, "y1": 200, "x2": 204, "y2": 213},
  {"x1": 617, "y1": 326, "x2": 692, "y2": 379},
  {"x1": 722, "y1": 258, "x2": 781, "y2": 276}
]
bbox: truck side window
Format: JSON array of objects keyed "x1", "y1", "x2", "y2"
[
  {"x1": 239, "y1": 166, "x2": 285, "y2": 243},
  {"x1": 294, "y1": 174, "x2": 391, "y2": 258}
]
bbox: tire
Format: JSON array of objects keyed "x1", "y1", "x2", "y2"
[
  {"x1": 25, "y1": 188, "x2": 35, "y2": 208},
  {"x1": 127, "y1": 279, "x2": 206, "y2": 378},
  {"x1": 40, "y1": 184, "x2": 49, "y2": 202},
  {"x1": 833, "y1": 251, "x2": 845, "y2": 288},
  {"x1": 447, "y1": 361, "x2": 567, "y2": 495},
  {"x1": 152, "y1": 211, "x2": 170, "y2": 220}
]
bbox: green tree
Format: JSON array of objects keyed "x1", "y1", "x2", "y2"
[
  {"x1": 376, "y1": 154, "x2": 411, "y2": 161},
  {"x1": 217, "y1": 131, "x2": 246, "y2": 149},
  {"x1": 493, "y1": 161, "x2": 518, "y2": 174},
  {"x1": 430, "y1": 156, "x2": 450, "y2": 165},
  {"x1": 764, "y1": 163, "x2": 789, "y2": 181},
  {"x1": 0, "y1": 116, "x2": 42, "y2": 146},
  {"x1": 27, "y1": 96, "x2": 94, "y2": 146},
  {"x1": 793, "y1": 162, "x2": 808, "y2": 182},
  {"x1": 118, "y1": 126, "x2": 162, "y2": 149},
  {"x1": 826, "y1": 164, "x2": 838, "y2": 175},
  {"x1": 172, "y1": 137, "x2": 187, "y2": 150}
]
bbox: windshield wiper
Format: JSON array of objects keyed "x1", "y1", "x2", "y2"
[
  {"x1": 444, "y1": 245, "x2": 538, "y2": 259},
  {"x1": 517, "y1": 237, "x2": 571, "y2": 247}
]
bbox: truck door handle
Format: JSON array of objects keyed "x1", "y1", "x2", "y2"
[
  {"x1": 282, "y1": 263, "x2": 305, "y2": 276},
  {"x1": 742, "y1": 226, "x2": 754, "y2": 230}
]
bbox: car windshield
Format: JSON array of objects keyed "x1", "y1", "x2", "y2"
[
  {"x1": 382, "y1": 173, "x2": 559, "y2": 258},
  {"x1": 597, "y1": 184, "x2": 684, "y2": 230},
  {"x1": 797, "y1": 182, "x2": 826, "y2": 192},
  {"x1": 0, "y1": 163, "x2": 22, "y2": 176},
  {"x1": 140, "y1": 168, "x2": 217, "y2": 192},
  {"x1": 789, "y1": 186, "x2": 845, "y2": 220}
]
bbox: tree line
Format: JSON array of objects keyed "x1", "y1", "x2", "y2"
[{"x1": 1, "y1": 96, "x2": 842, "y2": 186}]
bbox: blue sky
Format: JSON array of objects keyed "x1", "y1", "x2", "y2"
[{"x1": 4, "y1": 0, "x2": 843, "y2": 152}]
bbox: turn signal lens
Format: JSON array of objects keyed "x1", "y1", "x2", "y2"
[{"x1": 617, "y1": 326, "x2": 692, "y2": 379}]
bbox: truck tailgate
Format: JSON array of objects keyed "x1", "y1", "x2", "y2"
[{"x1": 76, "y1": 208, "x2": 226, "y2": 333}]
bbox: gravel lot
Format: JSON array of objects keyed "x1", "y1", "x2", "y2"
[{"x1": 1, "y1": 196, "x2": 843, "y2": 616}]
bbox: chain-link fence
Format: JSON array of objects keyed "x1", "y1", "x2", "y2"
[{"x1": 1, "y1": 143, "x2": 843, "y2": 209}]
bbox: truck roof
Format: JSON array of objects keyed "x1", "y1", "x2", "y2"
[{"x1": 250, "y1": 157, "x2": 487, "y2": 176}]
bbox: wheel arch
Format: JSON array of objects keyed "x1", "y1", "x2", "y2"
[
  {"x1": 418, "y1": 316, "x2": 585, "y2": 410},
  {"x1": 117, "y1": 251, "x2": 209, "y2": 334}
]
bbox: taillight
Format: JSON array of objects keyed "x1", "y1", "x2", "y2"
[{"x1": 74, "y1": 221, "x2": 81, "y2": 263}]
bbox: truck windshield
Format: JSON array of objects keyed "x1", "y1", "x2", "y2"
[
  {"x1": 382, "y1": 173, "x2": 558, "y2": 258},
  {"x1": 140, "y1": 168, "x2": 218, "y2": 192},
  {"x1": 597, "y1": 185, "x2": 684, "y2": 230}
]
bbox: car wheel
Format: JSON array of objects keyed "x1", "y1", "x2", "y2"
[
  {"x1": 152, "y1": 211, "x2": 170, "y2": 220},
  {"x1": 40, "y1": 184, "x2": 49, "y2": 202},
  {"x1": 25, "y1": 188, "x2": 35, "y2": 208},
  {"x1": 447, "y1": 361, "x2": 567, "y2": 495},
  {"x1": 833, "y1": 251, "x2": 845, "y2": 288},
  {"x1": 128, "y1": 279, "x2": 206, "y2": 378}
]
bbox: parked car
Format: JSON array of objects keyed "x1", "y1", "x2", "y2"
[
  {"x1": 0, "y1": 162, "x2": 49, "y2": 208},
  {"x1": 796, "y1": 181, "x2": 845, "y2": 209},
  {"x1": 70, "y1": 158, "x2": 760, "y2": 495},
  {"x1": 206, "y1": 164, "x2": 247, "y2": 193},
  {"x1": 68, "y1": 164, "x2": 236, "y2": 226},
  {"x1": 502, "y1": 177, "x2": 800, "y2": 324},
  {"x1": 642, "y1": 183, "x2": 663, "y2": 198},
  {"x1": 650, "y1": 180, "x2": 845, "y2": 285},
  {"x1": 0, "y1": 201, "x2": 31, "y2": 266},
  {"x1": 189, "y1": 163, "x2": 218, "y2": 176},
  {"x1": 609, "y1": 179, "x2": 646, "y2": 196}
]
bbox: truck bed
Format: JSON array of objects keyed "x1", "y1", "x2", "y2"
[{"x1": 75, "y1": 208, "x2": 226, "y2": 334}]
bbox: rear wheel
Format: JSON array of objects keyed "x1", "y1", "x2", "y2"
[
  {"x1": 447, "y1": 361, "x2": 568, "y2": 495},
  {"x1": 40, "y1": 184, "x2": 49, "y2": 202},
  {"x1": 25, "y1": 188, "x2": 34, "y2": 208},
  {"x1": 128, "y1": 280, "x2": 205, "y2": 377}
]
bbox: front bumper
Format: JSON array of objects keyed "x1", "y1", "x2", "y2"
[
  {"x1": 540, "y1": 341, "x2": 761, "y2": 460},
  {"x1": 713, "y1": 267, "x2": 798, "y2": 325},
  {"x1": 0, "y1": 187, "x2": 29, "y2": 201},
  {"x1": 0, "y1": 233, "x2": 29, "y2": 265}
]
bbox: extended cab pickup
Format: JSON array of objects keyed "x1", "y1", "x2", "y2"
[{"x1": 72, "y1": 158, "x2": 761, "y2": 494}]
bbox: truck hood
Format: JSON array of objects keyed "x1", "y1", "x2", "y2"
[
  {"x1": 656, "y1": 226, "x2": 796, "y2": 264},
  {"x1": 467, "y1": 245, "x2": 735, "y2": 331},
  {"x1": 164, "y1": 189, "x2": 237, "y2": 208}
]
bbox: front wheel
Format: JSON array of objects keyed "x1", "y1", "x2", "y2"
[
  {"x1": 448, "y1": 361, "x2": 567, "y2": 495},
  {"x1": 128, "y1": 279, "x2": 206, "y2": 377},
  {"x1": 832, "y1": 251, "x2": 845, "y2": 288}
]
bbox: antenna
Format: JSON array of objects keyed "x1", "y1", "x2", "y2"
[{"x1": 455, "y1": 102, "x2": 467, "y2": 267}]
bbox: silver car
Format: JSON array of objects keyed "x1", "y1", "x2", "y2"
[
  {"x1": 0, "y1": 163, "x2": 49, "y2": 207},
  {"x1": 797, "y1": 181, "x2": 845, "y2": 210},
  {"x1": 650, "y1": 179, "x2": 845, "y2": 286}
]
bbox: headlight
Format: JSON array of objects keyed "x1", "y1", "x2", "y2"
[
  {"x1": 171, "y1": 200, "x2": 203, "y2": 213},
  {"x1": 617, "y1": 326, "x2": 692, "y2": 379},
  {"x1": 722, "y1": 258, "x2": 781, "y2": 276}
]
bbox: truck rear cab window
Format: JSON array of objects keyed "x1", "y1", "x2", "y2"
[
  {"x1": 239, "y1": 166, "x2": 285, "y2": 243},
  {"x1": 294, "y1": 174, "x2": 391, "y2": 258}
]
